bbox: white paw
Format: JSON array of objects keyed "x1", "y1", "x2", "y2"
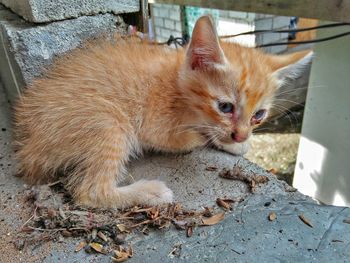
[
  {"x1": 218, "y1": 141, "x2": 250, "y2": 156},
  {"x1": 125, "y1": 179, "x2": 173, "y2": 206}
]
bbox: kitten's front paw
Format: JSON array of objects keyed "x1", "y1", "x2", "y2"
[
  {"x1": 217, "y1": 141, "x2": 250, "y2": 156},
  {"x1": 129, "y1": 179, "x2": 173, "y2": 206}
]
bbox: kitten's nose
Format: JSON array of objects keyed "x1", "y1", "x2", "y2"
[{"x1": 231, "y1": 132, "x2": 246, "y2": 143}]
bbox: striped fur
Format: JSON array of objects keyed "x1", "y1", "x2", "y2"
[{"x1": 14, "y1": 16, "x2": 311, "y2": 208}]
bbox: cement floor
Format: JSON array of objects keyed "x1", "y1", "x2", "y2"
[{"x1": 0, "y1": 84, "x2": 349, "y2": 262}]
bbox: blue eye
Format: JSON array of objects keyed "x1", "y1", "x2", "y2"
[
  {"x1": 254, "y1": 109, "x2": 266, "y2": 120},
  {"x1": 218, "y1": 102, "x2": 234, "y2": 113}
]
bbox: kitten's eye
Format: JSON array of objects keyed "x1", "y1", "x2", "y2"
[
  {"x1": 253, "y1": 109, "x2": 267, "y2": 121},
  {"x1": 218, "y1": 102, "x2": 234, "y2": 113}
]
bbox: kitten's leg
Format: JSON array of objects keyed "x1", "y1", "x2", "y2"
[
  {"x1": 69, "y1": 128, "x2": 173, "y2": 209},
  {"x1": 215, "y1": 140, "x2": 250, "y2": 156}
]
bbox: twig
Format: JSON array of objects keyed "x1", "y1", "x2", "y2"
[{"x1": 20, "y1": 206, "x2": 38, "y2": 229}]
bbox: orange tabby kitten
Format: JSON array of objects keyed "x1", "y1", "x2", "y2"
[{"x1": 14, "y1": 16, "x2": 311, "y2": 208}]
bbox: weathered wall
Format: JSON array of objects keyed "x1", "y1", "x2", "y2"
[
  {"x1": 151, "y1": 4, "x2": 291, "y2": 53},
  {"x1": 0, "y1": 0, "x2": 139, "y2": 23},
  {"x1": 0, "y1": 4, "x2": 127, "y2": 101}
]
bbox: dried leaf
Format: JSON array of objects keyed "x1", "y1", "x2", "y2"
[
  {"x1": 117, "y1": 224, "x2": 130, "y2": 233},
  {"x1": 332, "y1": 239, "x2": 344, "y2": 242},
  {"x1": 206, "y1": 166, "x2": 218, "y2": 171},
  {"x1": 298, "y1": 214, "x2": 313, "y2": 228},
  {"x1": 113, "y1": 246, "x2": 132, "y2": 262},
  {"x1": 173, "y1": 220, "x2": 187, "y2": 230},
  {"x1": 186, "y1": 226, "x2": 193, "y2": 237},
  {"x1": 268, "y1": 212, "x2": 277, "y2": 221},
  {"x1": 112, "y1": 255, "x2": 129, "y2": 262},
  {"x1": 61, "y1": 230, "x2": 72, "y2": 237},
  {"x1": 202, "y1": 207, "x2": 213, "y2": 217},
  {"x1": 224, "y1": 197, "x2": 244, "y2": 203},
  {"x1": 97, "y1": 231, "x2": 108, "y2": 242},
  {"x1": 253, "y1": 175, "x2": 269, "y2": 184},
  {"x1": 90, "y1": 242, "x2": 106, "y2": 254},
  {"x1": 343, "y1": 219, "x2": 350, "y2": 224},
  {"x1": 21, "y1": 226, "x2": 34, "y2": 233},
  {"x1": 91, "y1": 228, "x2": 97, "y2": 239},
  {"x1": 201, "y1": 212, "x2": 225, "y2": 226},
  {"x1": 147, "y1": 206, "x2": 159, "y2": 220},
  {"x1": 219, "y1": 167, "x2": 242, "y2": 179},
  {"x1": 75, "y1": 241, "x2": 86, "y2": 252},
  {"x1": 168, "y1": 243, "x2": 182, "y2": 257},
  {"x1": 268, "y1": 168, "x2": 278, "y2": 174},
  {"x1": 216, "y1": 198, "x2": 231, "y2": 210},
  {"x1": 58, "y1": 207, "x2": 66, "y2": 220},
  {"x1": 128, "y1": 246, "x2": 133, "y2": 257},
  {"x1": 47, "y1": 208, "x2": 57, "y2": 218}
]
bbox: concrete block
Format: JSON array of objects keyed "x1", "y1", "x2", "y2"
[
  {"x1": 175, "y1": 21, "x2": 182, "y2": 32},
  {"x1": 228, "y1": 10, "x2": 247, "y2": 20},
  {"x1": 261, "y1": 43, "x2": 288, "y2": 54},
  {"x1": 255, "y1": 17, "x2": 274, "y2": 30},
  {"x1": 154, "y1": 17, "x2": 164, "y2": 27},
  {"x1": 171, "y1": 5, "x2": 180, "y2": 12},
  {"x1": 219, "y1": 10, "x2": 229, "y2": 18},
  {"x1": 158, "y1": 6, "x2": 169, "y2": 18},
  {"x1": 246, "y1": 12, "x2": 256, "y2": 21},
  {"x1": 155, "y1": 27, "x2": 161, "y2": 37},
  {"x1": 258, "y1": 32, "x2": 285, "y2": 45},
  {"x1": 151, "y1": 6, "x2": 160, "y2": 17},
  {"x1": 255, "y1": 13, "x2": 274, "y2": 20},
  {"x1": 273, "y1": 16, "x2": 291, "y2": 29},
  {"x1": 0, "y1": 0, "x2": 139, "y2": 23},
  {"x1": 160, "y1": 28, "x2": 171, "y2": 38},
  {"x1": 0, "y1": 5, "x2": 126, "y2": 101},
  {"x1": 169, "y1": 10, "x2": 180, "y2": 21},
  {"x1": 164, "y1": 19, "x2": 175, "y2": 30}
]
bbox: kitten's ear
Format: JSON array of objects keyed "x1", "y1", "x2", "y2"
[
  {"x1": 187, "y1": 15, "x2": 226, "y2": 70},
  {"x1": 270, "y1": 50, "x2": 313, "y2": 83}
]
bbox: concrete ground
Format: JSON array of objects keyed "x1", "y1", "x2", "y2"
[{"x1": 1, "y1": 83, "x2": 350, "y2": 262}]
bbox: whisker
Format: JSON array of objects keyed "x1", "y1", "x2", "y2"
[{"x1": 270, "y1": 104, "x2": 299, "y2": 129}]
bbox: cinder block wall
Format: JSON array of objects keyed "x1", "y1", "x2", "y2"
[{"x1": 0, "y1": 1, "x2": 139, "y2": 102}]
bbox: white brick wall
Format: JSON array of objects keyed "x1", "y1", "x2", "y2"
[
  {"x1": 164, "y1": 19, "x2": 175, "y2": 30},
  {"x1": 152, "y1": 4, "x2": 182, "y2": 42},
  {"x1": 152, "y1": 4, "x2": 291, "y2": 53}
]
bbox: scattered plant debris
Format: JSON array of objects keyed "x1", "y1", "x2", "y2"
[
  {"x1": 219, "y1": 165, "x2": 269, "y2": 192},
  {"x1": 284, "y1": 184, "x2": 298, "y2": 192},
  {"x1": 17, "y1": 181, "x2": 241, "y2": 261},
  {"x1": 343, "y1": 219, "x2": 350, "y2": 224},
  {"x1": 216, "y1": 198, "x2": 233, "y2": 210},
  {"x1": 298, "y1": 214, "x2": 313, "y2": 228},
  {"x1": 268, "y1": 212, "x2": 277, "y2": 221},
  {"x1": 200, "y1": 212, "x2": 225, "y2": 226},
  {"x1": 186, "y1": 225, "x2": 193, "y2": 237},
  {"x1": 75, "y1": 241, "x2": 86, "y2": 252},
  {"x1": 168, "y1": 243, "x2": 182, "y2": 258},
  {"x1": 268, "y1": 168, "x2": 278, "y2": 175},
  {"x1": 112, "y1": 245, "x2": 133, "y2": 262},
  {"x1": 206, "y1": 166, "x2": 218, "y2": 171}
]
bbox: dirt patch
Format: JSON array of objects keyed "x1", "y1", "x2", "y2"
[{"x1": 246, "y1": 133, "x2": 300, "y2": 185}]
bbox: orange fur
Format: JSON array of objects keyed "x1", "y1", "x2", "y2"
[{"x1": 14, "y1": 16, "x2": 311, "y2": 208}]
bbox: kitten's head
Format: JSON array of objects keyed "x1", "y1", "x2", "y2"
[{"x1": 178, "y1": 15, "x2": 312, "y2": 145}]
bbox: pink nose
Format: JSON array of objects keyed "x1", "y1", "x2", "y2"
[{"x1": 231, "y1": 132, "x2": 246, "y2": 143}]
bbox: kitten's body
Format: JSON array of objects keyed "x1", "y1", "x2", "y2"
[{"x1": 14, "y1": 16, "x2": 311, "y2": 208}]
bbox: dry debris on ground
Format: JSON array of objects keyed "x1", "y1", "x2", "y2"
[
  {"x1": 218, "y1": 164, "x2": 269, "y2": 192},
  {"x1": 14, "y1": 165, "x2": 270, "y2": 261}
]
